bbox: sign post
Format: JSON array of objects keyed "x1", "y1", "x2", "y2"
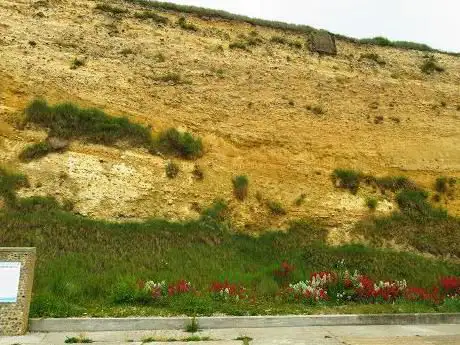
[{"x1": 0, "y1": 248, "x2": 36, "y2": 336}]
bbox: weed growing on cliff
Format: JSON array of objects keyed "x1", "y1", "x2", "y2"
[
  {"x1": 0, "y1": 167, "x2": 29, "y2": 207},
  {"x1": 270, "y1": 35, "x2": 302, "y2": 49},
  {"x1": 366, "y1": 197, "x2": 378, "y2": 211},
  {"x1": 192, "y1": 164, "x2": 204, "y2": 180},
  {"x1": 19, "y1": 141, "x2": 56, "y2": 161},
  {"x1": 434, "y1": 176, "x2": 456, "y2": 194},
  {"x1": 360, "y1": 53, "x2": 386, "y2": 66},
  {"x1": 155, "y1": 72, "x2": 184, "y2": 84},
  {"x1": 155, "y1": 128, "x2": 203, "y2": 159},
  {"x1": 332, "y1": 169, "x2": 362, "y2": 194},
  {"x1": 134, "y1": 10, "x2": 168, "y2": 24},
  {"x1": 95, "y1": 3, "x2": 128, "y2": 15},
  {"x1": 294, "y1": 193, "x2": 306, "y2": 206},
  {"x1": 178, "y1": 17, "x2": 198, "y2": 31},
  {"x1": 267, "y1": 200, "x2": 287, "y2": 216},
  {"x1": 154, "y1": 52, "x2": 166, "y2": 62},
  {"x1": 70, "y1": 57, "x2": 85, "y2": 70},
  {"x1": 374, "y1": 176, "x2": 418, "y2": 193},
  {"x1": 229, "y1": 41, "x2": 249, "y2": 51},
  {"x1": 232, "y1": 175, "x2": 249, "y2": 201},
  {"x1": 421, "y1": 56, "x2": 445, "y2": 74},
  {"x1": 165, "y1": 161, "x2": 180, "y2": 179}
]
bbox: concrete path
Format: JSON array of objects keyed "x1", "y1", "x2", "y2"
[{"x1": 1, "y1": 324, "x2": 459, "y2": 345}]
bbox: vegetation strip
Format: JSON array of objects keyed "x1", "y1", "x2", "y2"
[
  {"x1": 20, "y1": 100, "x2": 203, "y2": 160},
  {"x1": 123, "y1": 0, "x2": 459, "y2": 55}
]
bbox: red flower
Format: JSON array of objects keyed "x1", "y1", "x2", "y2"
[{"x1": 440, "y1": 276, "x2": 460, "y2": 295}]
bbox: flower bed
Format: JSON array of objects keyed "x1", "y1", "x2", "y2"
[{"x1": 132, "y1": 263, "x2": 459, "y2": 307}]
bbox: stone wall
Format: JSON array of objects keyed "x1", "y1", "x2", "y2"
[{"x1": 0, "y1": 247, "x2": 36, "y2": 336}]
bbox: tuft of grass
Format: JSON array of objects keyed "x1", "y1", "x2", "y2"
[
  {"x1": 142, "y1": 335, "x2": 211, "y2": 343},
  {"x1": 232, "y1": 175, "x2": 249, "y2": 201},
  {"x1": 235, "y1": 336, "x2": 253, "y2": 343},
  {"x1": 178, "y1": 16, "x2": 198, "y2": 31},
  {"x1": 434, "y1": 176, "x2": 456, "y2": 194},
  {"x1": 65, "y1": 336, "x2": 93, "y2": 344},
  {"x1": 366, "y1": 197, "x2": 378, "y2": 211},
  {"x1": 120, "y1": 48, "x2": 135, "y2": 56},
  {"x1": 360, "y1": 53, "x2": 386, "y2": 66},
  {"x1": 155, "y1": 72, "x2": 184, "y2": 84},
  {"x1": 19, "y1": 141, "x2": 57, "y2": 161},
  {"x1": 70, "y1": 57, "x2": 85, "y2": 70},
  {"x1": 192, "y1": 164, "x2": 204, "y2": 180},
  {"x1": 95, "y1": 3, "x2": 128, "y2": 14},
  {"x1": 270, "y1": 36, "x2": 302, "y2": 49},
  {"x1": 332, "y1": 169, "x2": 362, "y2": 194},
  {"x1": 155, "y1": 128, "x2": 203, "y2": 159},
  {"x1": 307, "y1": 105, "x2": 324, "y2": 115},
  {"x1": 266, "y1": 200, "x2": 286, "y2": 216},
  {"x1": 229, "y1": 41, "x2": 249, "y2": 51},
  {"x1": 0, "y1": 167, "x2": 29, "y2": 207},
  {"x1": 374, "y1": 115, "x2": 384, "y2": 124},
  {"x1": 294, "y1": 193, "x2": 306, "y2": 206},
  {"x1": 185, "y1": 317, "x2": 199, "y2": 333},
  {"x1": 421, "y1": 56, "x2": 445, "y2": 74},
  {"x1": 134, "y1": 10, "x2": 168, "y2": 23},
  {"x1": 165, "y1": 161, "x2": 179, "y2": 179},
  {"x1": 374, "y1": 176, "x2": 418, "y2": 194},
  {"x1": 154, "y1": 52, "x2": 166, "y2": 62}
]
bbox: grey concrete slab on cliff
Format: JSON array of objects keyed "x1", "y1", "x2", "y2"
[{"x1": 29, "y1": 313, "x2": 460, "y2": 332}]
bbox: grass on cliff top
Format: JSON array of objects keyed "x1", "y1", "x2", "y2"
[
  {"x1": 23, "y1": 99, "x2": 202, "y2": 159},
  {"x1": 123, "y1": 1, "x2": 459, "y2": 55}
]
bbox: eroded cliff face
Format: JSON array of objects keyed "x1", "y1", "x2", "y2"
[{"x1": 1, "y1": 0, "x2": 459, "y2": 236}]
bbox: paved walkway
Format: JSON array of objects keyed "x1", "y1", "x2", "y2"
[{"x1": 1, "y1": 324, "x2": 459, "y2": 345}]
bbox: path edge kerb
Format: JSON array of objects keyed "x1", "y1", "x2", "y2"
[{"x1": 29, "y1": 313, "x2": 460, "y2": 332}]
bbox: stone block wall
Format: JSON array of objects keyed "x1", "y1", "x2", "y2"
[{"x1": 0, "y1": 247, "x2": 36, "y2": 336}]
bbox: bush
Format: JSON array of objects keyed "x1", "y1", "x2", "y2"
[
  {"x1": 192, "y1": 164, "x2": 204, "y2": 180},
  {"x1": 0, "y1": 167, "x2": 29, "y2": 207},
  {"x1": 200, "y1": 199, "x2": 229, "y2": 223},
  {"x1": 396, "y1": 189, "x2": 431, "y2": 215},
  {"x1": 270, "y1": 35, "x2": 288, "y2": 44},
  {"x1": 421, "y1": 57, "x2": 445, "y2": 74},
  {"x1": 70, "y1": 57, "x2": 85, "y2": 70},
  {"x1": 366, "y1": 197, "x2": 378, "y2": 211},
  {"x1": 332, "y1": 169, "x2": 362, "y2": 194},
  {"x1": 360, "y1": 53, "x2": 386, "y2": 66},
  {"x1": 177, "y1": 17, "x2": 198, "y2": 31},
  {"x1": 154, "y1": 52, "x2": 166, "y2": 62},
  {"x1": 360, "y1": 36, "x2": 392, "y2": 47},
  {"x1": 229, "y1": 41, "x2": 249, "y2": 51},
  {"x1": 232, "y1": 175, "x2": 248, "y2": 201},
  {"x1": 434, "y1": 176, "x2": 456, "y2": 194},
  {"x1": 19, "y1": 141, "x2": 56, "y2": 161},
  {"x1": 155, "y1": 72, "x2": 183, "y2": 84},
  {"x1": 266, "y1": 200, "x2": 286, "y2": 216},
  {"x1": 134, "y1": 10, "x2": 168, "y2": 23},
  {"x1": 374, "y1": 176, "x2": 418, "y2": 193},
  {"x1": 165, "y1": 161, "x2": 179, "y2": 179},
  {"x1": 294, "y1": 193, "x2": 306, "y2": 206},
  {"x1": 95, "y1": 3, "x2": 128, "y2": 14},
  {"x1": 155, "y1": 128, "x2": 203, "y2": 159}
]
